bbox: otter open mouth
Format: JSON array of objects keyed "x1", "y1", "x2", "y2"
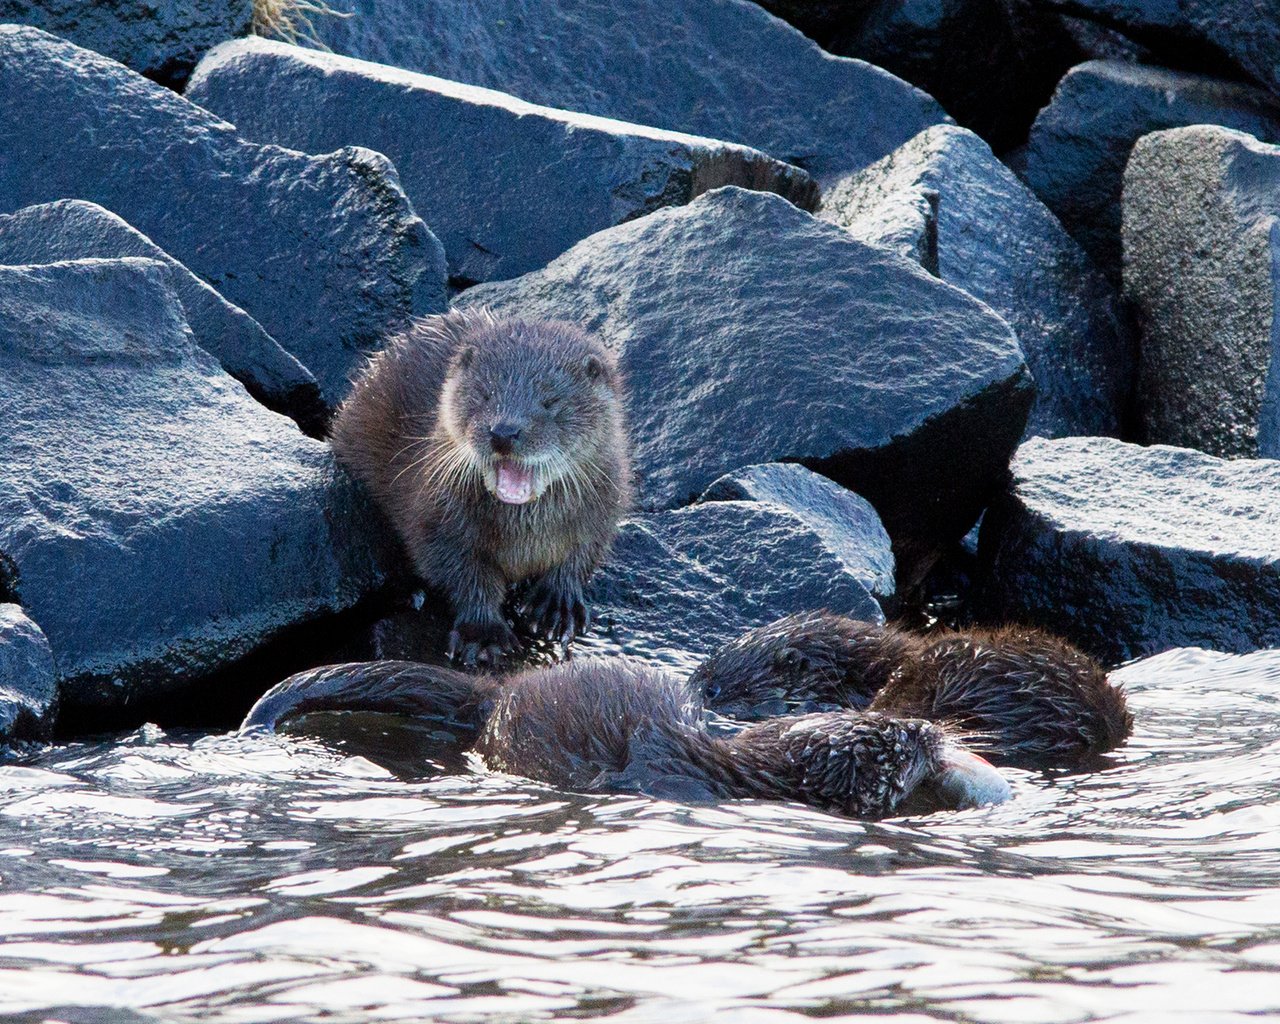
[{"x1": 495, "y1": 460, "x2": 535, "y2": 504}]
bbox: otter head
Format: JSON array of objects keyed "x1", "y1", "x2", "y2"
[{"x1": 439, "y1": 314, "x2": 623, "y2": 506}]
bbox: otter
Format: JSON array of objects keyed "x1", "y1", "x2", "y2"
[
  {"x1": 240, "y1": 659, "x2": 1011, "y2": 819},
  {"x1": 330, "y1": 308, "x2": 630, "y2": 665},
  {"x1": 694, "y1": 612, "x2": 1132, "y2": 768}
]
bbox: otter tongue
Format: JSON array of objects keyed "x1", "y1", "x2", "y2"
[{"x1": 496, "y1": 461, "x2": 534, "y2": 504}]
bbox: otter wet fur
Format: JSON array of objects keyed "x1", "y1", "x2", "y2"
[
  {"x1": 330, "y1": 308, "x2": 631, "y2": 665},
  {"x1": 241, "y1": 659, "x2": 1011, "y2": 820},
  {"x1": 695, "y1": 611, "x2": 1132, "y2": 769}
]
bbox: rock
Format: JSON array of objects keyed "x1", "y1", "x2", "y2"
[
  {"x1": 0, "y1": 200, "x2": 326, "y2": 435},
  {"x1": 0, "y1": 25, "x2": 446, "y2": 408},
  {"x1": 700, "y1": 462, "x2": 895, "y2": 604},
  {"x1": 300, "y1": 0, "x2": 947, "y2": 186},
  {"x1": 0, "y1": 604, "x2": 57, "y2": 742},
  {"x1": 1012, "y1": 60, "x2": 1280, "y2": 280},
  {"x1": 187, "y1": 37, "x2": 818, "y2": 288},
  {"x1": 0, "y1": 0, "x2": 252, "y2": 87},
  {"x1": 823, "y1": 124, "x2": 1130, "y2": 440},
  {"x1": 0, "y1": 257, "x2": 393, "y2": 717},
  {"x1": 1124, "y1": 125, "x2": 1280, "y2": 460},
  {"x1": 460, "y1": 186, "x2": 1032, "y2": 567},
  {"x1": 981, "y1": 436, "x2": 1280, "y2": 664}
]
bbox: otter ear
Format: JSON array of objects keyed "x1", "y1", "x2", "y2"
[
  {"x1": 583, "y1": 354, "x2": 606, "y2": 380},
  {"x1": 456, "y1": 346, "x2": 476, "y2": 370}
]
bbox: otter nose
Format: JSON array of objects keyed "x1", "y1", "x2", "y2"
[{"x1": 490, "y1": 422, "x2": 521, "y2": 454}]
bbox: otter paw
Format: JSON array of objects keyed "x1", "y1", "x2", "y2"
[
  {"x1": 447, "y1": 618, "x2": 520, "y2": 667},
  {"x1": 523, "y1": 579, "x2": 590, "y2": 645}
]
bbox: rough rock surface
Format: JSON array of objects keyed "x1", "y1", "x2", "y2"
[
  {"x1": 0, "y1": 0, "x2": 252, "y2": 86},
  {"x1": 0, "y1": 25, "x2": 446, "y2": 407},
  {"x1": 824, "y1": 125, "x2": 1130, "y2": 440},
  {"x1": 1012, "y1": 60, "x2": 1280, "y2": 279},
  {"x1": 188, "y1": 37, "x2": 818, "y2": 288},
  {"x1": 0, "y1": 257, "x2": 392, "y2": 715},
  {"x1": 700, "y1": 462, "x2": 895, "y2": 604},
  {"x1": 0, "y1": 200, "x2": 325, "y2": 434},
  {"x1": 461, "y1": 187, "x2": 1031, "y2": 562},
  {"x1": 0, "y1": 604, "x2": 57, "y2": 742},
  {"x1": 303, "y1": 0, "x2": 947, "y2": 186},
  {"x1": 981, "y1": 436, "x2": 1280, "y2": 664},
  {"x1": 1124, "y1": 125, "x2": 1280, "y2": 460}
]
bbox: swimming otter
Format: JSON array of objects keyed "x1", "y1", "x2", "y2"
[
  {"x1": 695, "y1": 612, "x2": 1132, "y2": 768},
  {"x1": 241, "y1": 659, "x2": 1011, "y2": 819},
  {"x1": 330, "y1": 308, "x2": 630, "y2": 665}
]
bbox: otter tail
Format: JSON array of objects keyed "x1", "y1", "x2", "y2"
[{"x1": 240, "y1": 660, "x2": 489, "y2": 736}]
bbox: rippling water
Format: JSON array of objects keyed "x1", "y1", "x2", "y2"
[{"x1": 3, "y1": 646, "x2": 1280, "y2": 1022}]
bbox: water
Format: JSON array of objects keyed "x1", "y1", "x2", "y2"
[{"x1": 2, "y1": 646, "x2": 1279, "y2": 1023}]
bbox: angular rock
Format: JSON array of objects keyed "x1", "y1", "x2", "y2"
[
  {"x1": 0, "y1": 257, "x2": 393, "y2": 715},
  {"x1": 0, "y1": 200, "x2": 326, "y2": 435},
  {"x1": 1012, "y1": 60, "x2": 1280, "y2": 279},
  {"x1": 0, "y1": 604, "x2": 57, "y2": 742},
  {"x1": 188, "y1": 37, "x2": 818, "y2": 288},
  {"x1": 300, "y1": 0, "x2": 947, "y2": 186},
  {"x1": 460, "y1": 186, "x2": 1032, "y2": 564},
  {"x1": 0, "y1": 25, "x2": 446, "y2": 407},
  {"x1": 1124, "y1": 125, "x2": 1280, "y2": 460},
  {"x1": 700, "y1": 462, "x2": 895, "y2": 603},
  {"x1": 823, "y1": 124, "x2": 1130, "y2": 440},
  {"x1": 981, "y1": 436, "x2": 1280, "y2": 664},
  {"x1": 0, "y1": 0, "x2": 252, "y2": 87}
]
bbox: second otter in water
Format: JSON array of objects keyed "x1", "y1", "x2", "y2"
[{"x1": 330, "y1": 309, "x2": 631, "y2": 665}]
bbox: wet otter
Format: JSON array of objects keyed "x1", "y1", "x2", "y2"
[
  {"x1": 694, "y1": 611, "x2": 1132, "y2": 768},
  {"x1": 240, "y1": 659, "x2": 1011, "y2": 819},
  {"x1": 330, "y1": 308, "x2": 630, "y2": 665}
]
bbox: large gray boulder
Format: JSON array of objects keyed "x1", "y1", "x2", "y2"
[
  {"x1": 824, "y1": 125, "x2": 1130, "y2": 441},
  {"x1": 1012, "y1": 60, "x2": 1280, "y2": 279},
  {"x1": 301, "y1": 0, "x2": 947, "y2": 186},
  {"x1": 1124, "y1": 125, "x2": 1280, "y2": 460},
  {"x1": 0, "y1": 0, "x2": 252, "y2": 86},
  {"x1": 0, "y1": 200, "x2": 325, "y2": 435},
  {"x1": 460, "y1": 187, "x2": 1032, "y2": 564},
  {"x1": 0, "y1": 257, "x2": 393, "y2": 716},
  {"x1": 0, "y1": 604, "x2": 57, "y2": 742},
  {"x1": 188, "y1": 37, "x2": 818, "y2": 288},
  {"x1": 981, "y1": 436, "x2": 1280, "y2": 664},
  {"x1": 0, "y1": 25, "x2": 446, "y2": 408}
]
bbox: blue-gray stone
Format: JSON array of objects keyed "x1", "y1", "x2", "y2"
[{"x1": 0, "y1": 603, "x2": 56, "y2": 742}]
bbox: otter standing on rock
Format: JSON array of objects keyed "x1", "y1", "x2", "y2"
[{"x1": 330, "y1": 309, "x2": 631, "y2": 665}]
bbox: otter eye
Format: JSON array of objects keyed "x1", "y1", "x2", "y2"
[
  {"x1": 480, "y1": 389, "x2": 493, "y2": 402},
  {"x1": 542, "y1": 396, "x2": 559, "y2": 411}
]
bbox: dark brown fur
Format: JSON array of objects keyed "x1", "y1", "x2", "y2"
[{"x1": 330, "y1": 308, "x2": 631, "y2": 664}]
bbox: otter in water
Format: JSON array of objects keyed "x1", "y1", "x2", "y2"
[
  {"x1": 694, "y1": 612, "x2": 1132, "y2": 768},
  {"x1": 240, "y1": 659, "x2": 1011, "y2": 819},
  {"x1": 330, "y1": 308, "x2": 630, "y2": 665}
]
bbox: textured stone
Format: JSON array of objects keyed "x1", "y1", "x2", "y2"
[
  {"x1": 824, "y1": 124, "x2": 1130, "y2": 440},
  {"x1": 1124, "y1": 125, "x2": 1280, "y2": 460},
  {"x1": 981, "y1": 436, "x2": 1280, "y2": 664},
  {"x1": 0, "y1": 200, "x2": 325, "y2": 434},
  {"x1": 188, "y1": 37, "x2": 818, "y2": 288},
  {"x1": 461, "y1": 187, "x2": 1031, "y2": 563},
  {"x1": 302, "y1": 0, "x2": 947, "y2": 186},
  {"x1": 1012, "y1": 60, "x2": 1280, "y2": 279},
  {"x1": 0, "y1": 25, "x2": 446, "y2": 407},
  {"x1": 0, "y1": 604, "x2": 57, "y2": 742},
  {"x1": 0, "y1": 258, "x2": 391, "y2": 714}
]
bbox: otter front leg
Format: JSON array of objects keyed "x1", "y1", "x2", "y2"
[
  {"x1": 522, "y1": 543, "x2": 599, "y2": 646},
  {"x1": 443, "y1": 557, "x2": 520, "y2": 667}
]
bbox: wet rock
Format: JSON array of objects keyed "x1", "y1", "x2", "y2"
[
  {"x1": 700, "y1": 463, "x2": 895, "y2": 604},
  {"x1": 188, "y1": 37, "x2": 818, "y2": 288},
  {"x1": 0, "y1": 257, "x2": 393, "y2": 716},
  {"x1": 823, "y1": 124, "x2": 1130, "y2": 440},
  {"x1": 1124, "y1": 125, "x2": 1280, "y2": 460},
  {"x1": 0, "y1": 604, "x2": 57, "y2": 742},
  {"x1": 461, "y1": 186, "x2": 1032, "y2": 564},
  {"x1": 0, "y1": 25, "x2": 446, "y2": 407},
  {"x1": 1012, "y1": 60, "x2": 1280, "y2": 279},
  {"x1": 0, "y1": 200, "x2": 326, "y2": 435},
  {"x1": 981, "y1": 436, "x2": 1280, "y2": 664},
  {"x1": 303, "y1": 0, "x2": 947, "y2": 186},
  {"x1": 0, "y1": 0, "x2": 252, "y2": 87}
]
